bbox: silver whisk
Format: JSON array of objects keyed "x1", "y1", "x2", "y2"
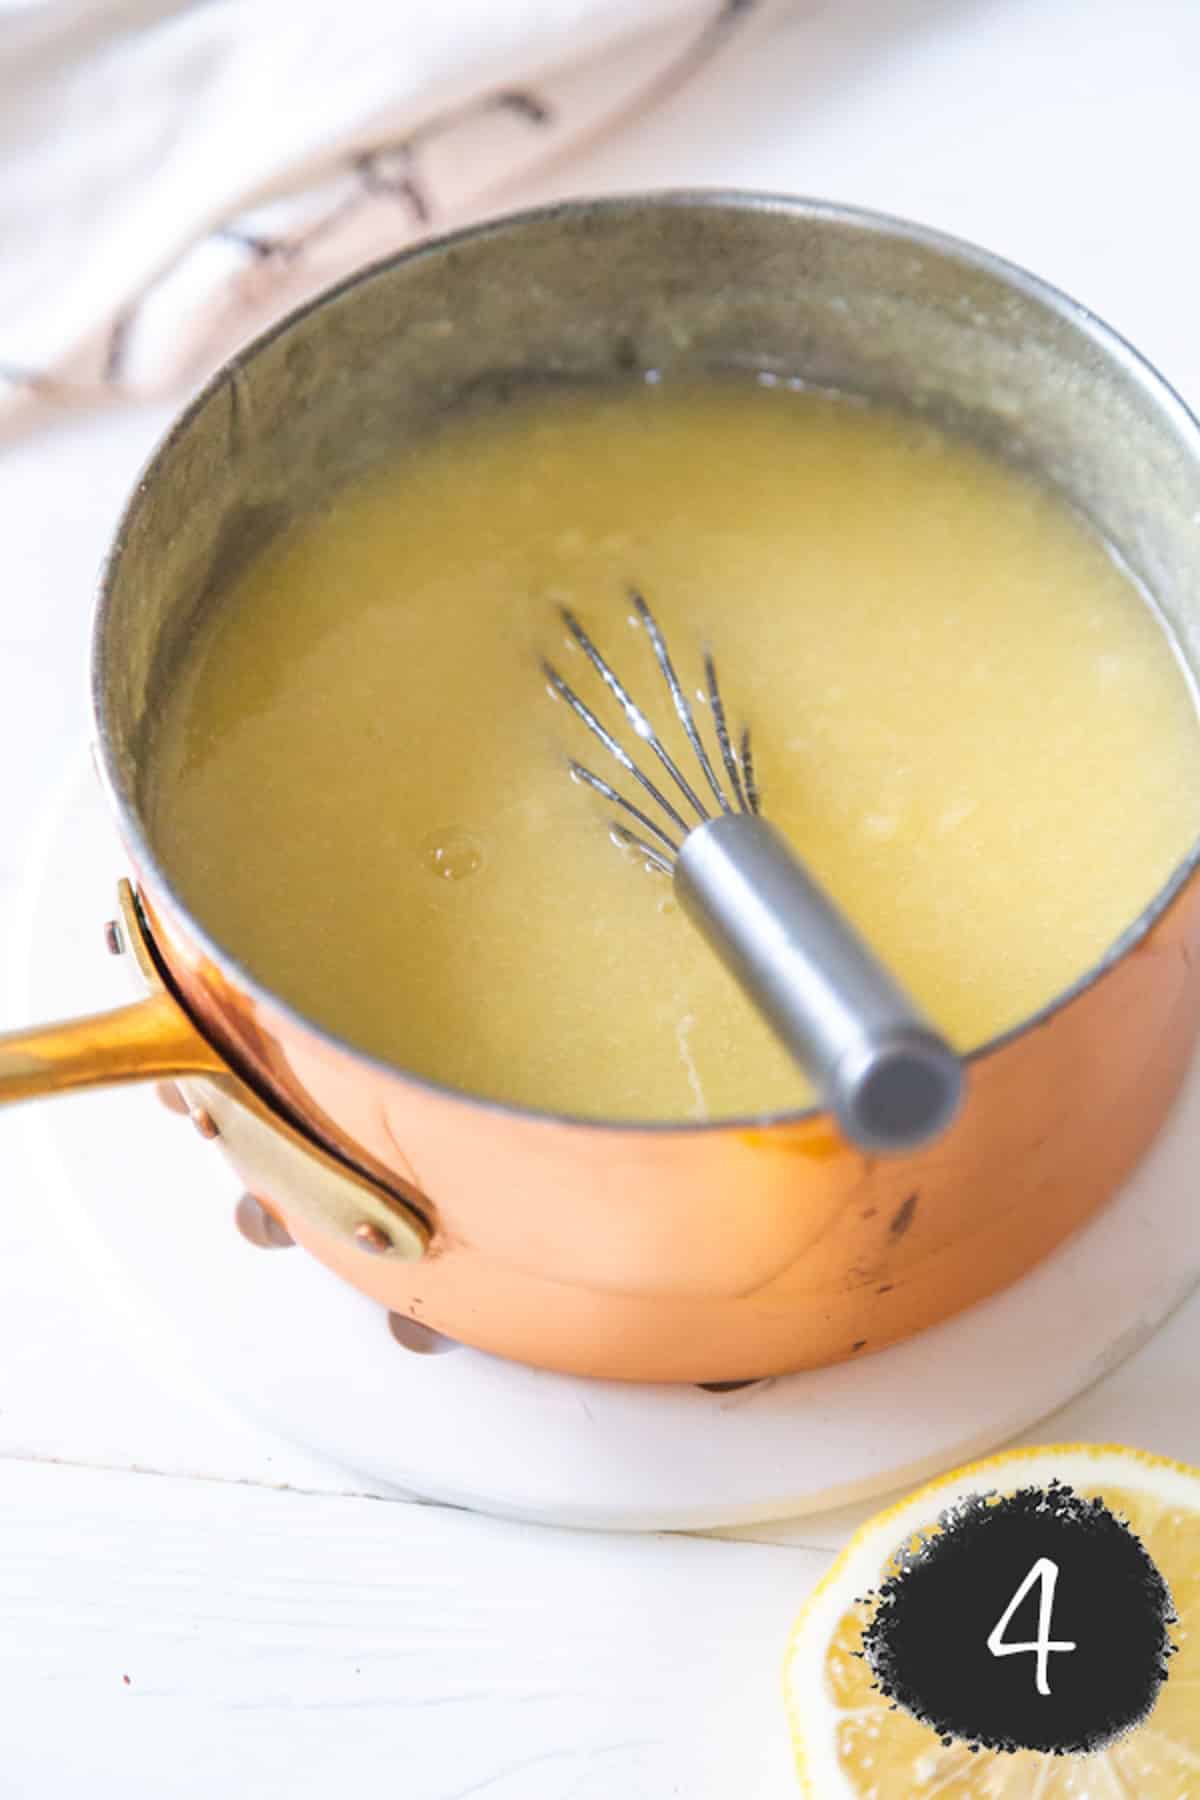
[{"x1": 544, "y1": 591, "x2": 964, "y2": 1152}]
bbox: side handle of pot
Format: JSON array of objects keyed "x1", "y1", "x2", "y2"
[
  {"x1": 0, "y1": 988, "x2": 225, "y2": 1106},
  {"x1": 0, "y1": 880, "x2": 430, "y2": 1262}
]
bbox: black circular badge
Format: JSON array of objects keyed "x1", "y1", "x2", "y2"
[{"x1": 861, "y1": 1481, "x2": 1176, "y2": 1753}]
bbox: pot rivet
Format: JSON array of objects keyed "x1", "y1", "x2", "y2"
[
  {"x1": 234, "y1": 1193, "x2": 294, "y2": 1249},
  {"x1": 189, "y1": 1106, "x2": 220, "y2": 1140},
  {"x1": 103, "y1": 920, "x2": 124, "y2": 956},
  {"x1": 387, "y1": 1313, "x2": 456, "y2": 1355},
  {"x1": 354, "y1": 1220, "x2": 392, "y2": 1255},
  {"x1": 155, "y1": 1081, "x2": 189, "y2": 1116}
]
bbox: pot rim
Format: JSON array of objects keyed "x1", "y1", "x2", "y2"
[{"x1": 91, "y1": 188, "x2": 1200, "y2": 1137}]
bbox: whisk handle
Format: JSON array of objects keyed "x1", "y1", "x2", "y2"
[{"x1": 674, "y1": 814, "x2": 964, "y2": 1153}]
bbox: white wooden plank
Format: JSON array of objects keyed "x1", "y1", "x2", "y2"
[
  {"x1": 0, "y1": 1098, "x2": 406, "y2": 1498},
  {"x1": 0, "y1": 1460, "x2": 823, "y2": 1799}
]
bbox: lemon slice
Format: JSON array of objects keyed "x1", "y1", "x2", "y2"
[{"x1": 784, "y1": 1444, "x2": 1200, "y2": 1797}]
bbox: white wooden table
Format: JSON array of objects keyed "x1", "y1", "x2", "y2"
[{"x1": 3, "y1": 3, "x2": 1200, "y2": 1793}]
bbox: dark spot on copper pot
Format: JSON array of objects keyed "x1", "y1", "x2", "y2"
[
  {"x1": 612, "y1": 334, "x2": 638, "y2": 372},
  {"x1": 387, "y1": 1313, "x2": 457, "y2": 1355},
  {"x1": 234, "y1": 1192, "x2": 294, "y2": 1249},
  {"x1": 889, "y1": 1193, "x2": 919, "y2": 1239}
]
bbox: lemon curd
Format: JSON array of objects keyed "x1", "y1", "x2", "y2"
[{"x1": 148, "y1": 383, "x2": 1200, "y2": 1121}]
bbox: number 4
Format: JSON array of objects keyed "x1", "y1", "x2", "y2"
[{"x1": 986, "y1": 1558, "x2": 1077, "y2": 1697}]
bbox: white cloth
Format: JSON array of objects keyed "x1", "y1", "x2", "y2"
[{"x1": 0, "y1": 0, "x2": 769, "y2": 434}]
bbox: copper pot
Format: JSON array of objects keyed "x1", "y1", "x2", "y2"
[{"x1": 4, "y1": 194, "x2": 1200, "y2": 1383}]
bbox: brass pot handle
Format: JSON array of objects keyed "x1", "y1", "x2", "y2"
[
  {"x1": 0, "y1": 989, "x2": 225, "y2": 1106},
  {"x1": 0, "y1": 881, "x2": 430, "y2": 1261}
]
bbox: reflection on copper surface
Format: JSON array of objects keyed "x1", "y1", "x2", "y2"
[{"x1": 140, "y1": 867, "x2": 1200, "y2": 1383}]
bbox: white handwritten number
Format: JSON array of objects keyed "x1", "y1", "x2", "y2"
[{"x1": 986, "y1": 1558, "x2": 1077, "y2": 1697}]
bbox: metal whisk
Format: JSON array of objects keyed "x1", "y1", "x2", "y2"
[{"x1": 544, "y1": 591, "x2": 964, "y2": 1152}]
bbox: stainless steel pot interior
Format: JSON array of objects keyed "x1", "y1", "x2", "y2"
[{"x1": 95, "y1": 192, "x2": 1200, "y2": 1065}]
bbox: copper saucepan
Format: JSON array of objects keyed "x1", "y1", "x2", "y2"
[{"x1": 4, "y1": 194, "x2": 1200, "y2": 1383}]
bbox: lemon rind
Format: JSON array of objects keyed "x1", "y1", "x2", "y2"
[{"x1": 783, "y1": 1442, "x2": 1200, "y2": 1798}]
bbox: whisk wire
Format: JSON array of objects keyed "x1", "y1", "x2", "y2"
[
  {"x1": 568, "y1": 762, "x2": 680, "y2": 856},
  {"x1": 631, "y1": 591, "x2": 732, "y2": 818},
  {"x1": 542, "y1": 662, "x2": 691, "y2": 837},
  {"x1": 545, "y1": 591, "x2": 762, "y2": 866},
  {"x1": 740, "y1": 727, "x2": 761, "y2": 815},
  {"x1": 703, "y1": 650, "x2": 749, "y2": 814},
  {"x1": 560, "y1": 607, "x2": 711, "y2": 826},
  {"x1": 609, "y1": 823, "x2": 675, "y2": 876}
]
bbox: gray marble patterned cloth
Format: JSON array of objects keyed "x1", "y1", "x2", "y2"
[{"x1": 0, "y1": 0, "x2": 773, "y2": 435}]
